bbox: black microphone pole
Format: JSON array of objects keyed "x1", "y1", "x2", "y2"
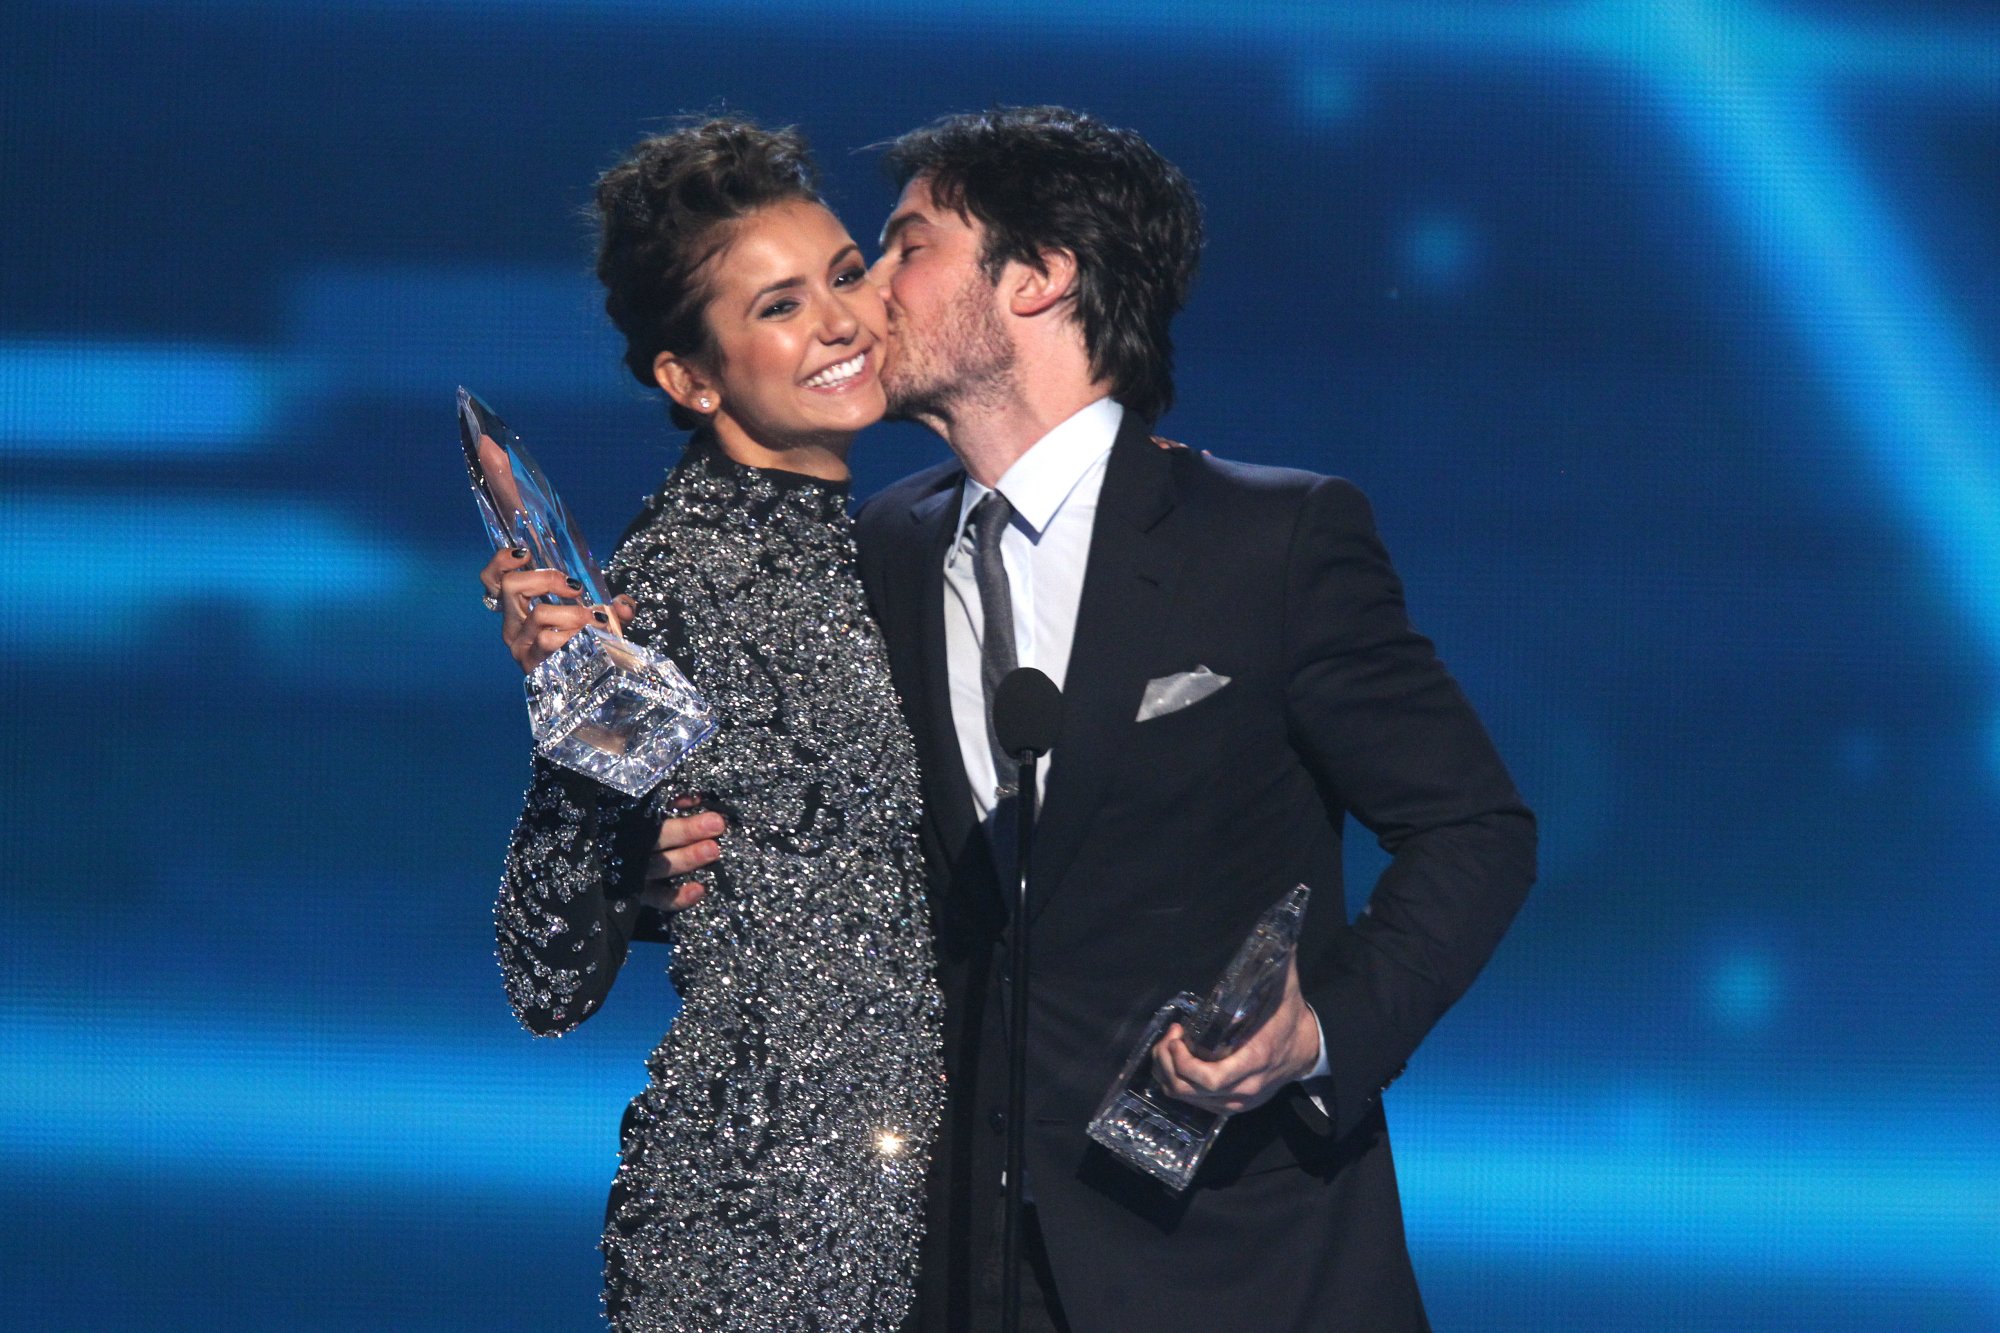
[{"x1": 991, "y1": 667, "x2": 1062, "y2": 1333}]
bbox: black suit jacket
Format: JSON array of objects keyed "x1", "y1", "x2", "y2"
[{"x1": 855, "y1": 412, "x2": 1536, "y2": 1332}]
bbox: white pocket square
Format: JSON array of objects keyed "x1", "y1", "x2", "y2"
[{"x1": 1136, "y1": 666, "x2": 1231, "y2": 722}]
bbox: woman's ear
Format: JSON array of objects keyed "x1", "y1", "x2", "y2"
[
  {"x1": 654, "y1": 351, "x2": 718, "y2": 416},
  {"x1": 1008, "y1": 247, "x2": 1078, "y2": 318}
]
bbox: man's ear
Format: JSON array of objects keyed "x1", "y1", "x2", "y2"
[
  {"x1": 654, "y1": 351, "x2": 719, "y2": 417},
  {"x1": 1007, "y1": 248, "x2": 1078, "y2": 318}
]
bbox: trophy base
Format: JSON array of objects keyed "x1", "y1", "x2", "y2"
[
  {"x1": 525, "y1": 625, "x2": 717, "y2": 797},
  {"x1": 1085, "y1": 996, "x2": 1228, "y2": 1193}
]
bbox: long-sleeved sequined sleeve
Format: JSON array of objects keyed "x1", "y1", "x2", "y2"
[{"x1": 494, "y1": 758, "x2": 655, "y2": 1036}]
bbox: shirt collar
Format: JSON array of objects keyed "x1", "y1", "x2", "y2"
[{"x1": 953, "y1": 397, "x2": 1123, "y2": 544}]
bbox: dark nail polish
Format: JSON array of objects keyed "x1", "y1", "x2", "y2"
[
  {"x1": 510, "y1": 546, "x2": 527, "y2": 559},
  {"x1": 593, "y1": 610, "x2": 609, "y2": 623},
  {"x1": 565, "y1": 576, "x2": 583, "y2": 591}
]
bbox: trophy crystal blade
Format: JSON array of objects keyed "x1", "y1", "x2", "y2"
[
  {"x1": 1087, "y1": 883, "x2": 1311, "y2": 1192},
  {"x1": 459, "y1": 387, "x2": 716, "y2": 796}
]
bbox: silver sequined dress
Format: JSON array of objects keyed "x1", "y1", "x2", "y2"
[{"x1": 494, "y1": 436, "x2": 945, "y2": 1331}]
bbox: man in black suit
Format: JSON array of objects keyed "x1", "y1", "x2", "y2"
[
  {"x1": 852, "y1": 107, "x2": 1535, "y2": 1332},
  {"x1": 653, "y1": 107, "x2": 1533, "y2": 1331}
]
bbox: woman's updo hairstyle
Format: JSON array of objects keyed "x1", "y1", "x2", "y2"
[{"x1": 594, "y1": 117, "x2": 823, "y2": 429}]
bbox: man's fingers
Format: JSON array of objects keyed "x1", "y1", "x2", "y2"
[
  {"x1": 1155, "y1": 1039, "x2": 1257, "y2": 1112},
  {"x1": 1152, "y1": 1031, "x2": 1194, "y2": 1099},
  {"x1": 1153, "y1": 1025, "x2": 1288, "y2": 1110},
  {"x1": 639, "y1": 879, "x2": 707, "y2": 912},
  {"x1": 654, "y1": 810, "x2": 725, "y2": 851},
  {"x1": 1155, "y1": 1029, "x2": 1235, "y2": 1099},
  {"x1": 650, "y1": 809, "x2": 724, "y2": 878},
  {"x1": 647, "y1": 839, "x2": 720, "y2": 880},
  {"x1": 1159, "y1": 1028, "x2": 1257, "y2": 1092}
]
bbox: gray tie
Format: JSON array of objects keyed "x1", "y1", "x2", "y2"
[{"x1": 969, "y1": 490, "x2": 1019, "y2": 795}]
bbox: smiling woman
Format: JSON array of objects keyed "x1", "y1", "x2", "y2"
[
  {"x1": 477, "y1": 118, "x2": 943, "y2": 1332},
  {"x1": 650, "y1": 197, "x2": 889, "y2": 475}
]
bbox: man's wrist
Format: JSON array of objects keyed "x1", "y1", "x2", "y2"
[{"x1": 1295, "y1": 1004, "x2": 1330, "y2": 1084}]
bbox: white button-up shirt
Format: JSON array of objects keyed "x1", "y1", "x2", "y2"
[{"x1": 942, "y1": 396, "x2": 1119, "y2": 821}]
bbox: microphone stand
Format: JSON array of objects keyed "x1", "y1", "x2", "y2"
[{"x1": 1000, "y1": 742, "x2": 1039, "y2": 1333}]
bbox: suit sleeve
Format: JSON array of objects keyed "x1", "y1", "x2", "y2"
[{"x1": 1282, "y1": 477, "x2": 1536, "y2": 1138}]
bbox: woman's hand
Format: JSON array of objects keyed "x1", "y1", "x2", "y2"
[{"x1": 479, "y1": 547, "x2": 636, "y2": 674}]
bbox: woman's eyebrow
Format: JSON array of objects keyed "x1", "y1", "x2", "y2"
[{"x1": 748, "y1": 274, "x2": 806, "y2": 304}]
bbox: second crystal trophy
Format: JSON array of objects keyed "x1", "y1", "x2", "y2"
[
  {"x1": 1086, "y1": 883, "x2": 1312, "y2": 1192},
  {"x1": 459, "y1": 386, "x2": 716, "y2": 797}
]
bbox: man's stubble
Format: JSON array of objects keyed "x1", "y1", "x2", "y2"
[{"x1": 881, "y1": 267, "x2": 1016, "y2": 427}]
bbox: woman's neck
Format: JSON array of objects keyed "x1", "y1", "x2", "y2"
[{"x1": 711, "y1": 418, "x2": 853, "y2": 482}]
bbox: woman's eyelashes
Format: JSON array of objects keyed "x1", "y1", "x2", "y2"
[{"x1": 759, "y1": 266, "x2": 867, "y2": 318}]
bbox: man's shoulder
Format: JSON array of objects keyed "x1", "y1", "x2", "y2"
[
  {"x1": 1154, "y1": 435, "x2": 1368, "y2": 515},
  {"x1": 855, "y1": 456, "x2": 964, "y2": 529}
]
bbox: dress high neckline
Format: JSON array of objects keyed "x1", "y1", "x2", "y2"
[{"x1": 680, "y1": 429, "x2": 851, "y2": 495}]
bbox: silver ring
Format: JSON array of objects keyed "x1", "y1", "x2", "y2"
[{"x1": 481, "y1": 590, "x2": 500, "y2": 612}]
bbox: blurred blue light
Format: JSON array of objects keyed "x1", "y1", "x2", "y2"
[
  {"x1": 1294, "y1": 64, "x2": 1363, "y2": 123},
  {"x1": 0, "y1": 340, "x2": 283, "y2": 454},
  {"x1": 1395, "y1": 1086, "x2": 2000, "y2": 1282},
  {"x1": 288, "y1": 267, "x2": 624, "y2": 400},
  {"x1": 1402, "y1": 215, "x2": 1478, "y2": 290},
  {"x1": 78, "y1": 3, "x2": 2000, "y2": 104},
  {"x1": 1636, "y1": 0, "x2": 2000, "y2": 687},
  {"x1": 5, "y1": 1004, "x2": 1995, "y2": 1285},
  {"x1": 1836, "y1": 728, "x2": 1880, "y2": 783},
  {"x1": 1706, "y1": 950, "x2": 1778, "y2": 1031},
  {"x1": 0, "y1": 1003, "x2": 619, "y2": 1198},
  {"x1": 0, "y1": 495, "x2": 411, "y2": 650}
]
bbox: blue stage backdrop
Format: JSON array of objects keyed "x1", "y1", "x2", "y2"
[{"x1": 3, "y1": 1, "x2": 1996, "y2": 1328}]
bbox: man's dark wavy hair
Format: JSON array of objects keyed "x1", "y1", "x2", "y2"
[{"x1": 882, "y1": 106, "x2": 1204, "y2": 424}]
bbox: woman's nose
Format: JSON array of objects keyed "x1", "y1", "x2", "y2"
[{"x1": 822, "y1": 294, "x2": 860, "y2": 341}]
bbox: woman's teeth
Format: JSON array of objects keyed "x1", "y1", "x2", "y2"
[{"x1": 803, "y1": 353, "x2": 866, "y2": 389}]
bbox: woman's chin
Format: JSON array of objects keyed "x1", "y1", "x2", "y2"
[{"x1": 801, "y1": 388, "x2": 887, "y2": 435}]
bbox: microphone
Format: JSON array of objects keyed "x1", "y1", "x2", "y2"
[
  {"x1": 990, "y1": 665, "x2": 1061, "y2": 1333},
  {"x1": 993, "y1": 667, "x2": 1062, "y2": 759}
]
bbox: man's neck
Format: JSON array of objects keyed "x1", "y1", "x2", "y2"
[{"x1": 935, "y1": 380, "x2": 1112, "y2": 489}]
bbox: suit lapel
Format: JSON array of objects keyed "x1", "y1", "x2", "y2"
[
  {"x1": 1029, "y1": 417, "x2": 1185, "y2": 921},
  {"x1": 898, "y1": 480, "x2": 982, "y2": 871}
]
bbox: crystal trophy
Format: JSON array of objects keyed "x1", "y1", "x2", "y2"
[
  {"x1": 459, "y1": 386, "x2": 716, "y2": 797},
  {"x1": 1086, "y1": 883, "x2": 1311, "y2": 1192}
]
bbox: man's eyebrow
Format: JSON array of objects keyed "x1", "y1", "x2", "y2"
[{"x1": 879, "y1": 211, "x2": 926, "y2": 248}]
